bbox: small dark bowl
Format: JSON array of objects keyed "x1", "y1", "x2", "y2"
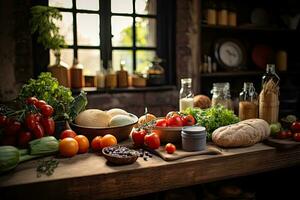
[{"x1": 102, "y1": 146, "x2": 139, "y2": 165}]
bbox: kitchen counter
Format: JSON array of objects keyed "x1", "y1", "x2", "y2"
[{"x1": 1, "y1": 143, "x2": 300, "y2": 200}]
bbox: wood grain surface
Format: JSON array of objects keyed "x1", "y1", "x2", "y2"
[{"x1": 1, "y1": 143, "x2": 300, "y2": 200}]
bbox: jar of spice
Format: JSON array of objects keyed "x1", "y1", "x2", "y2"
[
  {"x1": 70, "y1": 58, "x2": 83, "y2": 89},
  {"x1": 259, "y1": 64, "x2": 280, "y2": 123},
  {"x1": 227, "y1": 2, "x2": 237, "y2": 26},
  {"x1": 217, "y1": 2, "x2": 228, "y2": 26},
  {"x1": 206, "y1": 0, "x2": 217, "y2": 25},
  {"x1": 239, "y1": 82, "x2": 258, "y2": 120},
  {"x1": 211, "y1": 82, "x2": 232, "y2": 110}
]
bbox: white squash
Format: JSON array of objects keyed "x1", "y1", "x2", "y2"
[
  {"x1": 107, "y1": 108, "x2": 128, "y2": 118},
  {"x1": 75, "y1": 109, "x2": 111, "y2": 127},
  {"x1": 109, "y1": 114, "x2": 135, "y2": 127}
]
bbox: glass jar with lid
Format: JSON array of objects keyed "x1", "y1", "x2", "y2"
[
  {"x1": 147, "y1": 56, "x2": 165, "y2": 86},
  {"x1": 239, "y1": 82, "x2": 258, "y2": 120},
  {"x1": 211, "y1": 82, "x2": 232, "y2": 110},
  {"x1": 179, "y1": 78, "x2": 194, "y2": 112}
]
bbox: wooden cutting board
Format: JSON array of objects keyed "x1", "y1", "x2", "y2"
[
  {"x1": 144, "y1": 145, "x2": 223, "y2": 161},
  {"x1": 264, "y1": 137, "x2": 300, "y2": 149}
]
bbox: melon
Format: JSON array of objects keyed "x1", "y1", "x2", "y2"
[
  {"x1": 75, "y1": 109, "x2": 111, "y2": 127},
  {"x1": 107, "y1": 108, "x2": 128, "y2": 118},
  {"x1": 109, "y1": 114, "x2": 135, "y2": 127}
]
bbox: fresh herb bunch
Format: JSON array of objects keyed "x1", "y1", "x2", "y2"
[
  {"x1": 185, "y1": 105, "x2": 239, "y2": 140},
  {"x1": 36, "y1": 158, "x2": 59, "y2": 177},
  {"x1": 18, "y1": 72, "x2": 74, "y2": 121},
  {"x1": 30, "y1": 5, "x2": 65, "y2": 50}
]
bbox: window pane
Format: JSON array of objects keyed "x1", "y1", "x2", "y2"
[
  {"x1": 49, "y1": 0, "x2": 72, "y2": 8},
  {"x1": 77, "y1": 14, "x2": 100, "y2": 46},
  {"x1": 78, "y1": 49, "x2": 100, "y2": 76},
  {"x1": 76, "y1": 0, "x2": 99, "y2": 11},
  {"x1": 136, "y1": 50, "x2": 156, "y2": 73},
  {"x1": 111, "y1": 0, "x2": 133, "y2": 13},
  {"x1": 53, "y1": 12, "x2": 73, "y2": 45},
  {"x1": 112, "y1": 50, "x2": 133, "y2": 74},
  {"x1": 135, "y1": 0, "x2": 157, "y2": 15},
  {"x1": 49, "y1": 49, "x2": 74, "y2": 67},
  {"x1": 136, "y1": 17, "x2": 156, "y2": 47},
  {"x1": 112, "y1": 16, "x2": 133, "y2": 47}
]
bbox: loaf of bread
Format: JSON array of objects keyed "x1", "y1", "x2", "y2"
[{"x1": 212, "y1": 119, "x2": 270, "y2": 147}]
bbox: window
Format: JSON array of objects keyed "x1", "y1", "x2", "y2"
[{"x1": 48, "y1": 0, "x2": 159, "y2": 76}]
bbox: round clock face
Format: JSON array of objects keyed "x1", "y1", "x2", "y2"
[{"x1": 219, "y1": 41, "x2": 243, "y2": 67}]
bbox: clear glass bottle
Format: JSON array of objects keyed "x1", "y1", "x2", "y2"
[
  {"x1": 211, "y1": 82, "x2": 232, "y2": 109},
  {"x1": 259, "y1": 64, "x2": 280, "y2": 123},
  {"x1": 96, "y1": 60, "x2": 105, "y2": 88},
  {"x1": 179, "y1": 78, "x2": 194, "y2": 112},
  {"x1": 239, "y1": 82, "x2": 258, "y2": 120}
]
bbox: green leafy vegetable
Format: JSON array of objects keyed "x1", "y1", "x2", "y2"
[
  {"x1": 69, "y1": 91, "x2": 88, "y2": 121},
  {"x1": 185, "y1": 105, "x2": 239, "y2": 140}
]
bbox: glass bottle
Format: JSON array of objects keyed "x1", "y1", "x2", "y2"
[
  {"x1": 179, "y1": 78, "x2": 194, "y2": 112},
  {"x1": 259, "y1": 64, "x2": 280, "y2": 123},
  {"x1": 117, "y1": 60, "x2": 129, "y2": 88},
  {"x1": 147, "y1": 56, "x2": 165, "y2": 86},
  {"x1": 70, "y1": 58, "x2": 83, "y2": 89},
  {"x1": 239, "y1": 82, "x2": 258, "y2": 120},
  {"x1": 105, "y1": 60, "x2": 117, "y2": 89},
  {"x1": 211, "y1": 82, "x2": 232, "y2": 110},
  {"x1": 96, "y1": 60, "x2": 105, "y2": 89},
  {"x1": 48, "y1": 51, "x2": 70, "y2": 87}
]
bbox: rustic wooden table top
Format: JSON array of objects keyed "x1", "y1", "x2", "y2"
[{"x1": 1, "y1": 143, "x2": 300, "y2": 200}]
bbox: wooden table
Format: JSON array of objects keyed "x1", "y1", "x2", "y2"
[{"x1": 1, "y1": 143, "x2": 300, "y2": 200}]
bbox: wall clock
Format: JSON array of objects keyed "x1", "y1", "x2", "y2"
[{"x1": 214, "y1": 39, "x2": 247, "y2": 70}]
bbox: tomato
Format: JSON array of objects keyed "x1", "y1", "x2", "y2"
[
  {"x1": 181, "y1": 114, "x2": 196, "y2": 126},
  {"x1": 144, "y1": 132, "x2": 160, "y2": 149},
  {"x1": 100, "y1": 134, "x2": 117, "y2": 149},
  {"x1": 166, "y1": 111, "x2": 180, "y2": 120},
  {"x1": 26, "y1": 97, "x2": 38, "y2": 105},
  {"x1": 91, "y1": 136, "x2": 102, "y2": 151},
  {"x1": 59, "y1": 138, "x2": 79, "y2": 157},
  {"x1": 60, "y1": 129, "x2": 77, "y2": 139},
  {"x1": 291, "y1": 121, "x2": 300, "y2": 133},
  {"x1": 293, "y1": 133, "x2": 300, "y2": 142},
  {"x1": 18, "y1": 131, "x2": 33, "y2": 148},
  {"x1": 41, "y1": 117, "x2": 55, "y2": 136},
  {"x1": 276, "y1": 130, "x2": 292, "y2": 139},
  {"x1": 32, "y1": 123, "x2": 44, "y2": 138},
  {"x1": 5, "y1": 120, "x2": 21, "y2": 136},
  {"x1": 165, "y1": 143, "x2": 176, "y2": 154},
  {"x1": 131, "y1": 129, "x2": 146, "y2": 146},
  {"x1": 0, "y1": 115, "x2": 7, "y2": 127},
  {"x1": 25, "y1": 113, "x2": 37, "y2": 130},
  {"x1": 40, "y1": 104, "x2": 54, "y2": 117},
  {"x1": 155, "y1": 119, "x2": 167, "y2": 127},
  {"x1": 35, "y1": 100, "x2": 47, "y2": 109},
  {"x1": 74, "y1": 135, "x2": 89, "y2": 154},
  {"x1": 166, "y1": 115, "x2": 183, "y2": 127}
]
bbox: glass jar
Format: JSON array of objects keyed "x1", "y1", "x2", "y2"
[
  {"x1": 211, "y1": 82, "x2": 232, "y2": 109},
  {"x1": 96, "y1": 60, "x2": 105, "y2": 88},
  {"x1": 147, "y1": 56, "x2": 165, "y2": 86},
  {"x1": 259, "y1": 64, "x2": 280, "y2": 123},
  {"x1": 70, "y1": 58, "x2": 83, "y2": 89},
  {"x1": 239, "y1": 82, "x2": 258, "y2": 120},
  {"x1": 48, "y1": 51, "x2": 70, "y2": 87},
  {"x1": 179, "y1": 78, "x2": 194, "y2": 112}
]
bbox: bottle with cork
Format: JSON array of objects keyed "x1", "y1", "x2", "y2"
[
  {"x1": 70, "y1": 58, "x2": 84, "y2": 89},
  {"x1": 117, "y1": 60, "x2": 129, "y2": 88},
  {"x1": 239, "y1": 82, "x2": 258, "y2": 120}
]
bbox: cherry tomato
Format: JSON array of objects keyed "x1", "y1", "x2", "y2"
[
  {"x1": 74, "y1": 135, "x2": 89, "y2": 154},
  {"x1": 32, "y1": 123, "x2": 44, "y2": 138},
  {"x1": 26, "y1": 97, "x2": 38, "y2": 105},
  {"x1": 166, "y1": 115, "x2": 183, "y2": 127},
  {"x1": 100, "y1": 134, "x2": 117, "y2": 149},
  {"x1": 35, "y1": 100, "x2": 47, "y2": 109},
  {"x1": 131, "y1": 129, "x2": 147, "y2": 146},
  {"x1": 18, "y1": 131, "x2": 33, "y2": 148},
  {"x1": 5, "y1": 120, "x2": 21, "y2": 136},
  {"x1": 144, "y1": 132, "x2": 160, "y2": 149},
  {"x1": 291, "y1": 121, "x2": 300, "y2": 133},
  {"x1": 0, "y1": 115, "x2": 7, "y2": 127},
  {"x1": 59, "y1": 138, "x2": 79, "y2": 157},
  {"x1": 25, "y1": 113, "x2": 37, "y2": 130},
  {"x1": 35, "y1": 113, "x2": 42, "y2": 122},
  {"x1": 41, "y1": 117, "x2": 55, "y2": 136},
  {"x1": 40, "y1": 104, "x2": 54, "y2": 117},
  {"x1": 276, "y1": 130, "x2": 292, "y2": 139},
  {"x1": 155, "y1": 119, "x2": 167, "y2": 127},
  {"x1": 60, "y1": 129, "x2": 77, "y2": 139},
  {"x1": 166, "y1": 111, "x2": 180, "y2": 120},
  {"x1": 165, "y1": 143, "x2": 176, "y2": 154},
  {"x1": 91, "y1": 136, "x2": 102, "y2": 152},
  {"x1": 294, "y1": 133, "x2": 300, "y2": 142},
  {"x1": 181, "y1": 114, "x2": 196, "y2": 126}
]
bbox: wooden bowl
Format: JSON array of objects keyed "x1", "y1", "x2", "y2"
[
  {"x1": 70, "y1": 113, "x2": 138, "y2": 142},
  {"x1": 153, "y1": 126, "x2": 183, "y2": 144},
  {"x1": 102, "y1": 146, "x2": 139, "y2": 165}
]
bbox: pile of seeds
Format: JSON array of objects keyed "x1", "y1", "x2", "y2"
[
  {"x1": 138, "y1": 149, "x2": 153, "y2": 161},
  {"x1": 104, "y1": 146, "x2": 139, "y2": 158}
]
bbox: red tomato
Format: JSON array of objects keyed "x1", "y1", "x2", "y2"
[
  {"x1": 181, "y1": 114, "x2": 196, "y2": 126},
  {"x1": 40, "y1": 104, "x2": 54, "y2": 117},
  {"x1": 0, "y1": 115, "x2": 7, "y2": 127},
  {"x1": 155, "y1": 119, "x2": 167, "y2": 127},
  {"x1": 91, "y1": 136, "x2": 102, "y2": 151},
  {"x1": 165, "y1": 143, "x2": 176, "y2": 154},
  {"x1": 35, "y1": 100, "x2": 47, "y2": 109},
  {"x1": 291, "y1": 121, "x2": 300, "y2": 133},
  {"x1": 166, "y1": 111, "x2": 180, "y2": 120},
  {"x1": 294, "y1": 133, "x2": 300, "y2": 142},
  {"x1": 26, "y1": 97, "x2": 38, "y2": 105},
  {"x1": 60, "y1": 129, "x2": 77, "y2": 139},
  {"x1": 25, "y1": 113, "x2": 37, "y2": 130},
  {"x1": 5, "y1": 120, "x2": 21, "y2": 136},
  {"x1": 144, "y1": 132, "x2": 160, "y2": 149},
  {"x1": 131, "y1": 129, "x2": 147, "y2": 146},
  {"x1": 32, "y1": 123, "x2": 44, "y2": 138},
  {"x1": 276, "y1": 130, "x2": 292, "y2": 139},
  {"x1": 166, "y1": 115, "x2": 183, "y2": 127},
  {"x1": 41, "y1": 117, "x2": 55, "y2": 136},
  {"x1": 18, "y1": 131, "x2": 33, "y2": 148}
]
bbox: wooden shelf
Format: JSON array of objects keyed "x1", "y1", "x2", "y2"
[{"x1": 201, "y1": 71, "x2": 264, "y2": 78}]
